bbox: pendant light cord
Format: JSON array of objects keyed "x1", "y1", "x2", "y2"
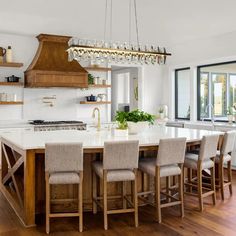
[
  {"x1": 104, "y1": 0, "x2": 108, "y2": 41},
  {"x1": 104, "y1": 0, "x2": 140, "y2": 47},
  {"x1": 129, "y1": 0, "x2": 132, "y2": 44},
  {"x1": 110, "y1": 0, "x2": 113, "y2": 41},
  {"x1": 133, "y1": 0, "x2": 140, "y2": 47}
]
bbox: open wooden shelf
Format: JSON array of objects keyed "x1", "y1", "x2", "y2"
[
  {"x1": 84, "y1": 67, "x2": 112, "y2": 72},
  {"x1": 88, "y1": 84, "x2": 111, "y2": 88},
  {"x1": 0, "y1": 101, "x2": 23, "y2": 105},
  {"x1": 80, "y1": 101, "x2": 111, "y2": 105},
  {"x1": 0, "y1": 62, "x2": 24, "y2": 68},
  {"x1": 0, "y1": 82, "x2": 23, "y2": 86}
]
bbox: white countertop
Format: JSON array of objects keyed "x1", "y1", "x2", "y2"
[
  {"x1": 0, "y1": 126, "x2": 222, "y2": 150},
  {"x1": 0, "y1": 120, "x2": 32, "y2": 129}
]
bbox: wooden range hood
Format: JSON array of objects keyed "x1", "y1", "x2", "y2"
[{"x1": 24, "y1": 34, "x2": 88, "y2": 88}]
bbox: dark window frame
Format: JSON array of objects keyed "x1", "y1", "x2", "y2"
[
  {"x1": 211, "y1": 72, "x2": 227, "y2": 118},
  {"x1": 198, "y1": 72, "x2": 210, "y2": 119},
  {"x1": 175, "y1": 67, "x2": 191, "y2": 120},
  {"x1": 229, "y1": 73, "x2": 236, "y2": 108},
  {"x1": 197, "y1": 61, "x2": 236, "y2": 122}
]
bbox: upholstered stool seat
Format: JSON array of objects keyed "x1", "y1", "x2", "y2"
[
  {"x1": 184, "y1": 134, "x2": 219, "y2": 211},
  {"x1": 92, "y1": 161, "x2": 135, "y2": 182},
  {"x1": 49, "y1": 172, "x2": 80, "y2": 184},
  {"x1": 92, "y1": 140, "x2": 139, "y2": 230},
  {"x1": 138, "y1": 137, "x2": 187, "y2": 223},
  {"x1": 185, "y1": 153, "x2": 214, "y2": 170},
  {"x1": 215, "y1": 131, "x2": 236, "y2": 200},
  {"x1": 215, "y1": 151, "x2": 231, "y2": 163},
  {"x1": 139, "y1": 158, "x2": 181, "y2": 177}
]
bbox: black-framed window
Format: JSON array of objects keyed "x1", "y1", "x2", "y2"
[
  {"x1": 175, "y1": 67, "x2": 190, "y2": 120},
  {"x1": 197, "y1": 61, "x2": 236, "y2": 121}
]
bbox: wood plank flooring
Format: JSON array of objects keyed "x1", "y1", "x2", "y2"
[{"x1": 1, "y1": 172, "x2": 236, "y2": 236}]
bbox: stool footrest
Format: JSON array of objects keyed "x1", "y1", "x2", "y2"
[
  {"x1": 107, "y1": 208, "x2": 135, "y2": 215},
  {"x1": 49, "y1": 212, "x2": 80, "y2": 218}
]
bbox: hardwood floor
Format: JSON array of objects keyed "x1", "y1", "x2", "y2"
[{"x1": 1, "y1": 172, "x2": 236, "y2": 236}]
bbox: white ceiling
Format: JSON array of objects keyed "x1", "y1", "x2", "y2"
[{"x1": 1, "y1": 0, "x2": 236, "y2": 47}]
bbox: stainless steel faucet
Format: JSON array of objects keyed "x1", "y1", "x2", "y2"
[
  {"x1": 205, "y1": 104, "x2": 215, "y2": 124},
  {"x1": 92, "y1": 107, "x2": 101, "y2": 131}
]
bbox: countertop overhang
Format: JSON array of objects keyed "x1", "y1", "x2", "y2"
[{"x1": 0, "y1": 126, "x2": 223, "y2": 151}]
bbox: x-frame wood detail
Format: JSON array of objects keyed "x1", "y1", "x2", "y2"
[{"x1": 0, "y1": 141, "x2": 36, "y2": 227}]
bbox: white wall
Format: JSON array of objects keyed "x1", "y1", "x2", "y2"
[
  {"x1": 142, "y1": 65, "x2": 166, "y2": 115},
  {"x1": 164, "y1": 31, "x2": 236, "y2": 120},
  {"x1": 0, "y1": 32, "x2": 164, "y2": 122}
]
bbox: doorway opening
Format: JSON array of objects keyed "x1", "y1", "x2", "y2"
[{"x1": 111, "y1": 66, "x2": 139, "y2": 121}]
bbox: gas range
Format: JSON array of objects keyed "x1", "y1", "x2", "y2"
[{"x1": 29, "y1": 120, "x2": 87, "y2": 131}]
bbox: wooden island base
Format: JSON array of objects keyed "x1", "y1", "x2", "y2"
[{"x1": 0, "y1": 140, "x2": 202, "y2": 227}]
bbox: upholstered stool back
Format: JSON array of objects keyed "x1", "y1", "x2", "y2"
[
  {"x1": 221, "y1": 131, "x2": 236, "y2": 155},
  {"x1": 156, "y1": 137, "x2": 186, "y2": 166},
  {"x1": 103, "y1": 140, "x2": 139, "y2": 170},
  {"x1": 45, "y1": 142, "x2": 83, "y2": 173},
  {"x1": 199, "y1": 135, "x2": 219, "y2": 161}
]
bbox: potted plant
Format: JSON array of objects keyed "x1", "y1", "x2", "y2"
[
  {"x1": 227, "y1": 106, "x2": 234, "y2": 124},
  {"x1": 88, "y1": 73, "x2": 95, "y2": 85},
  {"x1": 115, "y1": 109, "x2": 155, "y2": 134},
  {"x1": 158, "y1": 107, "x2": 164, "y2": 119}
]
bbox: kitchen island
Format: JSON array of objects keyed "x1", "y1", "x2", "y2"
[{"x1": 0, "y1": 126, "x2": 222, "y2": 227}]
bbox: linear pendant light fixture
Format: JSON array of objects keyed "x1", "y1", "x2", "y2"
[{"x1": 67, "y1": 0, "x2": 171, "y2": 65}]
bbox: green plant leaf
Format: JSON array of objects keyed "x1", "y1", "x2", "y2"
[{"x1": 115, "y1": 109, "x2": 155, "y2": 126}]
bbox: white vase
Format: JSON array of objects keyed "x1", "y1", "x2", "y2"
[
  {"x1": 160, "y1": 113, "x2": 164, "y2": 119},
  {"x1": 127, "y1": 121, "x2": 149, "y2": 134},
  {"x1": 227, "y1": 115, "x2": 234, "y2": 124},
  {"x1": 111, "y1": 128, "x2": 128, "y2": 136}
]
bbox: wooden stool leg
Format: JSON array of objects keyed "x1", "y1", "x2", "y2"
[
  {"x1": 45, "y1": 173, "x2": 50, "y2": 234},
  {"x1": 92, "y1": 171, "x2": 97, "y2": 214},
  {"x1": 183, "y1": 167, "x2": 186, "y2": 192},
  {"x1": 142, "y1": 172, "x2": 148, "y2": 197},
  {"x1": 155, "y1": 166, "x2": 161, "y2": 223},
  {"x1": 219, "y1": 162, "x2": 225, "y2": 201},
  {"x1": 79, "y1": 171, "x2": 83, "y2": 233},
  {"x1": 122, "y1": 181, "x2": 127, "y2": 209},
  {"x1": 228, "y1": 160, "x2": 233, "y2": 195},
  {"x1": 166, "y1": 176, "x2": 170, "y2": 202},
  {"x1": 188, "y1": 168, "x2": 192, "y2": 193},
  {"x1": 210, "y1": 166, "x2": 216, "y2": 205},
  {"x1": 103, "y1": 170, "x2": 108, "y2": 230},
  {"x1": 133, "y1": 170, "x2": 138, "y2": 227},
  {"x1": 197, "y1": 168, "x2": 203, "y2": 212},
  {"x1": 179, "y1": 165, "x2": 184, "y2": 217}
]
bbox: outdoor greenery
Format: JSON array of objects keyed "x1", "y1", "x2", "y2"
[
  {"x1": 200, "y1": 71, "x2": 236, "y2": 120},
  {"x1": 115, "y1": 109, "x2": 155, "y2": 129}
]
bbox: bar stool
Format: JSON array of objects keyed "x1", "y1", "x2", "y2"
[
  {"x1": 45, "y1": 142, "x2": 83, "y2": 234},
  {"x1": 184, "y1": 134, "x2": 219, "y2": 211},
  {"x1": 138, "y1": 137, "x2": 187, "y2": 223},
  {"x1": 92, "y1": 140, "x2": 139, "y2": 230},
  {"x1": 215, "y1": 131, "x2": 235, "y2": 200}
]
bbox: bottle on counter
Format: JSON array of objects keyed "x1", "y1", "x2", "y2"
[{"x1": 6, "y1": 46, "x2": 12, "y2": 63}]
